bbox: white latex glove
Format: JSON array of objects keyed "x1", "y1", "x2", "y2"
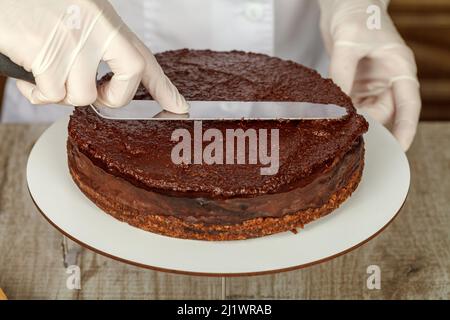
[
  {"x1": 319, "y1": 0, "x2": 421, "y2": 150},
  {"x1": 0, "y1": 0, "x2": 188, "y2": 113}
]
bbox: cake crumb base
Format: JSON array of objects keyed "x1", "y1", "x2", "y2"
[{"x1": 69, "y1": 155, "x2": 364, "y2": 241}]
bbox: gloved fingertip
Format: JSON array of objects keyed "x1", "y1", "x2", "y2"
[
  {"x1": 397, "y1": 135, "x2": 412, "y2": 152},
  {"x1": 393, "y1": 127, "x2": 414, "y2": 152},
  {"x1": 155, "y1": 77, "x2": 190, "y2": 114},
  {"x1": 61, "y1": 94, "x2": 79, "y2": 107},
  {"x1": 163, "y1": 95, "x2": 190, "y2": 114}
]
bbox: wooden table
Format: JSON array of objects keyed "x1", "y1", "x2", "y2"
[{"x1": 0, "y1": 122, "x2": 448, "y2": 300}]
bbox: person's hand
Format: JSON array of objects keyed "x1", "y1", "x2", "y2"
[
  {"x1": 319, "y1": 0, "x2": 421, "y2": 150},
  {"x1": 0, "y1": 0, "x2": 188, "y2": 113}
]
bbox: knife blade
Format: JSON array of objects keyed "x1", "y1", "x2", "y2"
[{"x1": 91, "y1": 100, "x2": 347, "y2": 121}]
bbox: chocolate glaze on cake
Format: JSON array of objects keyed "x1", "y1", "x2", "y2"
[{"x1": 68, "y1": 49, "x2": 368, "y2": 240}]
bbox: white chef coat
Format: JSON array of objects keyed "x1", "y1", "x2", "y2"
[{"x1": 1, "y1": 0, "x2": 328, "y2": 123}]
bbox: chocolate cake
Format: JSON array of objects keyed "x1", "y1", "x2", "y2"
[{"x1": 67, "y1": 49, "x2": 368, "y2": 241}]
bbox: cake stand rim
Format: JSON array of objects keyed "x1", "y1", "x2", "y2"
[{"x1": 28, "y1": 187, "x2": 407, "y2": 277}]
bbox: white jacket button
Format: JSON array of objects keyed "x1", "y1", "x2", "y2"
[{"x1": 244, "y1": 3, "x2": 265, "y2": 22}]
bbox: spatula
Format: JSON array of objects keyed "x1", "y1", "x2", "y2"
[{"x1": 0, "y1": 52, "x2": 347, "y2": 120}]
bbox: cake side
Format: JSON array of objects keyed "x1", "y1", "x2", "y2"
[{"x1": 68, "y1": 137, "x2": 364, "y2": 240}]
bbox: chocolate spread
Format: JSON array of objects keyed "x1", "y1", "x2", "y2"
[{"x1": 69, "y1": 49, "x2": 368, "y2": 199}]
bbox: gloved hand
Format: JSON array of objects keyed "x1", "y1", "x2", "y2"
[
  {"x1": 319, "y1": 0, "x2": 421, "y2": 150},
  {"x1": 0, "y1": 0, "x2": 188, "y2": 113}
]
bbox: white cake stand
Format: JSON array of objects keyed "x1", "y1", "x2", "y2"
[{"x1": 27, "y1": 113, "x2": 409, "y2": 278}]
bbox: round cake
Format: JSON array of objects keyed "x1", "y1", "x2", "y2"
[{"x1": 68, "y1": 49, "x2": 368, "y2": 241}]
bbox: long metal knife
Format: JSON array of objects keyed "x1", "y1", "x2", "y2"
[
  {"x1": 0, "y1": 52, "x2": 347, "y2": 120},
  {"x1": 91, "y1": 100, "x2": 346, "y2": 120}
]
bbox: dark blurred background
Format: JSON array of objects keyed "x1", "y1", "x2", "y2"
[
  {"x1": 0, "y1": 0, "x2": 448, "y2": 120},
  {"x1": 389, "y1": 0, "x2": 450, "y2": 120}
]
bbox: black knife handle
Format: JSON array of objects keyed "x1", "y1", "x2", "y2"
[{"x1": 0, "y1": 52, "x2": 35, "y2": 84}]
